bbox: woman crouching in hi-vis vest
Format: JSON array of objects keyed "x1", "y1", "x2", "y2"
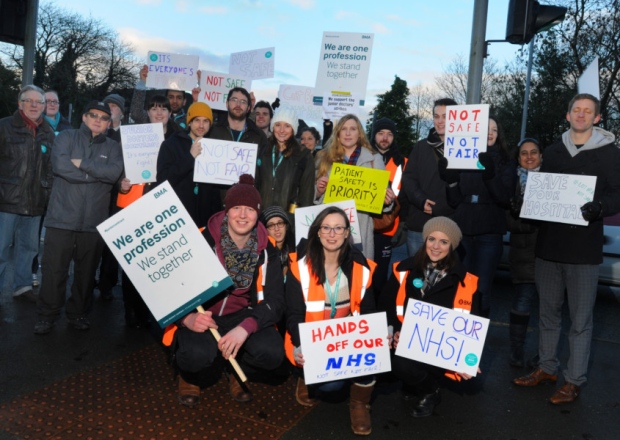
[
  {"x1": 285, "y1": 206, "x2": 378, "y2": 436},
  {"x1": 379, "y1": 216, "x2": 481, "y2": 418}
]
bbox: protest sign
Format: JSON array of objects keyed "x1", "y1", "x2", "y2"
[
  {"x1": 322, "y1": 92, "x2": 359, "y2": 119},
  {"x1": 194, "y1": 138, "x2": 258, "y2": 185},
  {"x1": 97, "y1": 181, "x2": 233, "y2": 328},
  {"x1": 294, "y1": 200, "x2": 361, "y2": 245},
  {"x1": 444, "y1": 104, "x2": 489, "y2": 170},
  {"x1": 197, "y1": 70, "x2": 253, "y2": 111},
  {"x1": 314, "y1": 32, "x2": 374, "y2": 105},
  {"x1": 396, "y1": 298, "x2": 489, "y2": 376},
  {"x1": 299, "y1": 312, "x2": 391, "y2": 385},
  {"x1": 278, "y1": 85, "x2": 324, "y2": 123},
  {"x1": 519, "y1": 172, "x2": 596, "y2": 226},
  {"x1": 578, "y1": 57, "x2": 600, "y2": 99},
  {"x1": 229, "y1": 47, "x2": 275, "y2": 80},
  {"x1": 323, "y1": 163, "x2": 389, "y2": 214},
  {"x1": 146, "y1": 51, "x2": 199, "y2": 91},
  {"x1": 120, "y1": 123, "x2": 164, "y2": 184}
]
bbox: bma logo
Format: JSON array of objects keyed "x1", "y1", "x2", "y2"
[
  {"x1": 362, "y1": 35, "x2": 371, "y2": 39},
  {"x1": 153, "y1": 188, "x2": 167, "y2": 199},
  {"x1": 458, "y1": 298, "x2": 472, "y2": 306}
]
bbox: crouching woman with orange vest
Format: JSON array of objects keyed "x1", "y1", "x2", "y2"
[
  {"x1": 285, "y1": 206, "x2": 378, "y2": 436},
  {"x1": 380, "y1": 216, "x2": 481, "y2": 418}
]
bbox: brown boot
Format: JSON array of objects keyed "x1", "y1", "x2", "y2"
[
  {"x1": 350, "y1": 382, "x2": 375, "y2": 435},
  {"x1": 178, "y1": 376, "x2": 200, "y2": 407},
  {"x1": 295, "y1": 378, "x2": 319, "y2": 407},
  {"x1": 227, "y1": 372, "x2": 253, "y2": 403}
]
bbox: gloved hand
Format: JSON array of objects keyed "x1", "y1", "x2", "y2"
[
  {"x1": 510, "y1": 196, "x2": 523, "y2": 218},
  {"x1": 581, "y1": 201, "x2": 602, "y2": 221},
  {"x1": 478, "y1": 152, "x2": 495, "y2": 180},
  {"x1": 271, "y1": 97, "x2": 280, "y2": 110},
  {"x1": 438, "y1": 157, "x2": 460, "y2": 185}
]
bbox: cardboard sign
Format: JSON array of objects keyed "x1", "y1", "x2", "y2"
[
  {"x1": 96, "y1": 181, "x2": 233, "y2": 328},
  {"x1": 299, "y1": 313, "x2": 391, "y2": 385},
  {"x1": 229, "y1": 47, "x2": 275, "y2": 80},
  {"x1": 520, "y1": 172, "x2": 596, "y2": 226},
  {"x1": 294, "y1": 200, "x2": 361, "y2": 246},
  {"x1": 197, "y1": 70, "x2": 253, "y2": 111},
  {"x1": 278, "y1": 84, "x2": 324, "y2": 123},
  {"x1": 444, "y1": 104, "x2": 489, "y2": 169},
  {"x1": 314, "y1": 32, "x2": 374, "y2": 105},
  {"x1": 322, "y1": 92, "x2": 359, "y2": 119},
  {"x1": 323, "y1": 163, "x2": 389, "y2": 214},
  {"x1": 146, "y1": 51, "x2": 199, "y2": 91},
  {"x1": 396, "y1": 299, "x2": 489, "y2": 376},
  {"x1": 193, "y1": 139, "x2": 257, "y2": 185},
  {"x1": 120, "y1": 123, "x2": 165, "y2": 184},
  {"x1": 578, "y1": 57, "x2": 600, "y2": 99}
]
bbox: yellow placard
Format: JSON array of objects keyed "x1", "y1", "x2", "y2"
[{"x1": 323, "y1": 163, "x2": 390, "y2": 214}]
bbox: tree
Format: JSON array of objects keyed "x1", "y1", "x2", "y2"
[
  {"x1": 366, "y1": 75, "x2": 417, "y2": 156},
  {"x1": 0, "y1": 59, "x2": 20, "y2": 118},
  {"x1": 434, "y1": 54, "x2": 501, "y2": 105}
]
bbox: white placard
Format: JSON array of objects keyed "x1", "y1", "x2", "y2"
[
  {"x1": 578, "y1": 57, "x2": 600, "y2": 99},
  {"x1": 299, "y1": 313, "x2": 391, "y2": 385},
  {"x1": 395, "y1": 299, "x2": 489, "y2": 376},
  {"x1": 145, "y1": 51, "x2": 199, "y2": 91},
  {"x1": 444, "y1": 104, "x2": 489, "y2": 170},
  {"x1": 314, "y1": 32, "x2": 374, "y2": 105},
  {"x1": 197, "y1": 70, "x2": 253, "y2": 111},
  {"x1": 194, "y1": 138, "x2": 258, "y2": 185},
  {"x1": 520, "y1": 172, "x2": 596, "y2": 226},
  {"x1": 229, "y1": 47, "x2": 275, "y2": 80},
  {"x1": 120, "y1": 123, "x2": 165, "y2": 184},
  {"x1": 294, "y1": 200, "x2": 361, "y2": 245},
  {"x1": 322, "y1": 92, "x2": 359, "y2": 119},
  {"x1": 96, "y1": 181, "x2": 233, "y2": 328},
  {"x1": 278, "y1": 85, "x2": 324, "y2": 123}
]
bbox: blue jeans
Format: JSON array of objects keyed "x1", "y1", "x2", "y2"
[
  {"x1": 512, "y1": 283, "x2": 537, "y2": 315},
  {"x1": 0, "y1": 212, "x2": 41, "y2": 294},
  {"x1": 460, "y1": 234, "x2": 503, "y2": 313},
  {"x1": 406, "y1": 230, "x2": 425, "y2": 257}
]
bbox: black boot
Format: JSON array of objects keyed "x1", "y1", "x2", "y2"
[
  {"x1": 411, "y1": 374, "x2": 441, "y2": 418},
  {"x1": 509, "y1": 312, "x2": 530, "y2": 368}
]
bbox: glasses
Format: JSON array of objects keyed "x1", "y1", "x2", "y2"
[
  {"x1": 320, "y1": 225, "x2": 347, "y2": 235},
  {"x1": 86, "y1": 112, "x2": 111, "y2": 122},
  {"x1": 47, "y1": 100, "x2": 59, "y2": 105},
  {"x1": 229, "y1": 97, "x2": 248, "y2": 106},
  {"x1": 266, "y1": 221, "x2": 287, "y2": 231},
  {"x1": 20, "y1": 98, "x2": 46, "y2": 106}
]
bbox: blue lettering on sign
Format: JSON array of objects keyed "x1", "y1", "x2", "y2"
[{"x1": 325, "y1": 353, "x2": 376, "y2": 370}]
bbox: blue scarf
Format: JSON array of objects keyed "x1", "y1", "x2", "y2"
[{"x1": 44, "y1": 113, "x2": 60, "y2": 131}]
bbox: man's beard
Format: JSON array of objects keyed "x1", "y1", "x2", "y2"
[{"x1": 229, "y1": 109, "x2": 246, "y2": 122}]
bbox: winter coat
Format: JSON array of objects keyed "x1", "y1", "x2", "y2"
[
  {"x1": 506, "y1": 174, "x2": 538, "y2": 284},
  {"x1": 0, "y1": 111, "x2": 55, "y2": 216}
]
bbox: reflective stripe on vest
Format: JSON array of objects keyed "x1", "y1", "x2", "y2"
[{"x1": 381, "y1": 159, "x2": 407, "y2": 236}]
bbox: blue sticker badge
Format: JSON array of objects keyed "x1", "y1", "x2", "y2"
[
  {"x1": 212, "y1": 281, "x2": 219, "y2": 288},
  {"x1": 413, "y1": 278, "x2": 424, "y2": 288},
  {"x1": 194, "y1": 185, "x2": 198, "y2": 195},
  {"x1": 465, "y1": 353, "x2": 478, "y2": 366},
  {"x1": 265, "y1": 51, "x2": 273, "y2": 58},
  {"x1": 180, "y1": 123, "x2": 186, "y2": 129},
  {"x1": 41, "y1": 145, "x2": 47, "y2": 154},
  {"x1": 149, "y1": 53, "x2": 158, "y2": 62},
  {"x1": 476, "y1": 161, "x2": 485, "y2": 170},
  {"x1": 141, "y1": 170, "x2": 151, "y2": 179},
  {"x1": 257, "y1": 158, "x2": 262, "y2": 166}
]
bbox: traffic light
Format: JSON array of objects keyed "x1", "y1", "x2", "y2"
[
  {"x1": 0, "y1": 0, "x2": 28, "y2": 46},
  {"x1": 506, "y1": 0, "x2": 567, "y2": 45}
]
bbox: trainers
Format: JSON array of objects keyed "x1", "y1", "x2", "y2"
[
  {"x1": 32, "y1": 274, "x2": 39, "y2": 287},
  {"x1": 34, "y1": 320, "x2": 54, "y2": 335},
  {"x1": 14, "y1": 289, "x2": 38, "y2": 303},
  {"x1": 68, "y1": 317, "x2": 91, "y2": 331}
]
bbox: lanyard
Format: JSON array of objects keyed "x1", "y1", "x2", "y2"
[
  {"x1": 324, "y1": 267, "x2": 343, "y2": 319},
  {"x1": 230, "y1": 126, "x2": 246, "y2": 142},
  {"x1": 272, "y1": 146, "x2": 284, "y2": 178}
]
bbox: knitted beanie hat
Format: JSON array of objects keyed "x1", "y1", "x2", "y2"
[
  {"x1": 260, "y1": 205, "x2": 290, "y2": 226},
  {"x1": 271, "y1": 106, "x2": 299, "y2": 134},
  {"x1": 187, "y1": 102, "x2": 213, "y2": 124},
  {"x1": 103, "y1": 94, "x2": 126, "y2": 111},
  {"x1": 373, "y1": 117, "x2": 396, "y2": 135},
  {"x1": 422, "y1": 216, "x2": 462, "y2": 250},
  {"x1": 224, "y1": 174, "x2": 261, "y2": 213}
]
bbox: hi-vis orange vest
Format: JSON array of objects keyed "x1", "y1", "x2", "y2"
[
  {"x1": 379, "y1": 157, "x2": 407, "y2": 236},
  {"x1": 392, "y1": 263, "x2": 478, "y2": 381},
  {"x1": 284, "y1": 252, "x2": 376, "y2": 365},
  {"x1": 117, "y1": 184, "x2": 145, "y2": 208}
]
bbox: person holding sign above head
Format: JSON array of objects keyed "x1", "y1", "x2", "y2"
[
  {"x1": 438, "y1": 115, "x2": 515, "y2": 318},
  {"x1": 285, "y1": 206, "x2": 377, "y2": 436},
  {"x1": 380, "y1": 216, "x2": 480, "y2": 418},
  {"x1": 255, "y1": 106, "x2": 315, "y2": 218},
  {"x1": 315, "y1": 114, "x2": 395, "y2": 261},
  {"x1": 513, "y1": 94, "x2": 620, "y2": 405},
  {"x1": 170, "y1": 174, "x2": 285, "y2": 406}
]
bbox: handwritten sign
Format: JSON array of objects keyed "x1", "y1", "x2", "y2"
[
  {"x1": 194, "y1": 139, "x2": 257, "y2": 185},
  {"x1": 294, "y1": 200, "x2": 361, "y2": 245},
  {"x1": 299, "y1": 313, "x2": 391, "y2": 385},
  {"x1": 198, "y1": 70, "x2": 252, "y2": 111},
  {"x1": 444, "y1": 104, "x2": 489, "y2": 170},
  {"x1": 229, "y1": 47, "x2": 275, "y2": 80},
  {"x1": 520, "y1": 172, "x2": 596, "y2": 226},
  {"x1": 396, "y1": 299, "x2": 489, "y2": 376},
  {"x1": 324, "y1": 163, "x2": 389, "y2": 214},
  {"x1": 120, "y1": 123, "x2": 164, "y2": 184},
  {"x1": 278, "y1": 84, "x2": 324, "y2": 123},
  {"x1": 97, "y1": 181, "x2": 233, "y2": 328},
  {"x1": 314, "y1": 32, "x2": 374, "y2": 105},
  {"x1": 146, "y1": 51, "x2": 198, "y2": 91},
  {"x1": 322, "y1": 92, "x2": 359, "y2": 119}
]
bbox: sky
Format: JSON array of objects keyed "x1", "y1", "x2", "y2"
[{"x1": 54, "y1": 0, "x2": 524, "y2": 123}]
